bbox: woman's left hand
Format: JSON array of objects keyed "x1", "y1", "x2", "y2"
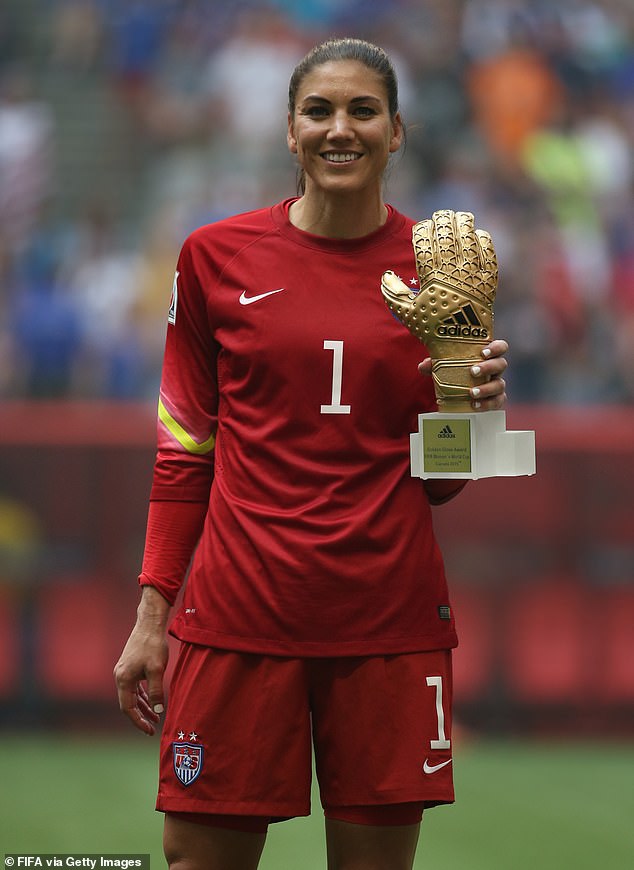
[{"x1": 418, "y1": 338, "x2": 508, "y2": 411}]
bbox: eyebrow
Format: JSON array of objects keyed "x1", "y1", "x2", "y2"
[{"x1": 301, "y1": 94, "x2": 382, "y2": 105}]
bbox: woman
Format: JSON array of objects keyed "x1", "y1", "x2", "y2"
[{"x1": 115, "y1": 38, "x2": 508, "y2": 870}]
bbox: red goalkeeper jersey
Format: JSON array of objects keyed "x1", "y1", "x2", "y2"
[{"x1": 146, "y1": 198, "x2": 458, "y2": 656}]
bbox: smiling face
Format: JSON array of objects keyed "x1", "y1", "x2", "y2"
[{"x1": 287, "y1": 59, "x2": 403, "y2": 200}]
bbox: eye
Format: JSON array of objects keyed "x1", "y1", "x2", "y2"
[
  {"x1": 302, "y1": 105, "x2": 329, "y2": 118},
  {"x1": 353, "y1": 106, "x2": 377, "y2": 117}
]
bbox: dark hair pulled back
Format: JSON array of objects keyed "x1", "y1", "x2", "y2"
[{"x1": 288, "y1": 37, "x2": 400, "y2": 119}]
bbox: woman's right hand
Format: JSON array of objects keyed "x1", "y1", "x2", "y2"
[{"x1": 113, "y1": 586, "x2": 171, "y2": 735}]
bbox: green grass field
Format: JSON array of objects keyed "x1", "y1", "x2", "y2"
[{"x1": 1, "y1": 734, "x2": 633, "y2": 869}]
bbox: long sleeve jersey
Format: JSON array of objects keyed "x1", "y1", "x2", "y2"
[{"x1": 143, "y1": 199, "x2": 458, "y2": 657}]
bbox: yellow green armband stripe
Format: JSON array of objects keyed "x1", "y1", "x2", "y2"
[{"x1": 158, "y1": 398, "x2": 215, "y2": 455}]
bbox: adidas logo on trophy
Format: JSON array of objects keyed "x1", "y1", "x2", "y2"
[
  {"x1": 436, "y1": 303, "x2": 489, "y2": 340},
  {"x1": 437, "y1": 425, "x2": 456, "y2": 439},
  {"x1": 381, "y1": 209, "x2": 535, "y2": 480}
]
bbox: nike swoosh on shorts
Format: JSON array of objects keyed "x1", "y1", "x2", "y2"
[
  {"x1": 422, "y1": 758, "x2": 453, "y2": 774},
  {"x1": 239, "y1": 288, "x2": 285, "y2": 305}
]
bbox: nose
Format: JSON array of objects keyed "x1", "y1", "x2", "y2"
[{"x1": 327, "y1": 109, "x2": 354, "y2": 141}]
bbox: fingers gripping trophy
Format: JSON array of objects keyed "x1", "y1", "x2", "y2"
[{"x1": 382, "y1": 210, "x2": 535, "y2": 479}]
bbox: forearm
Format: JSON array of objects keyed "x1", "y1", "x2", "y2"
[{"x1": 139, "y1": 499, "x2": 208, "y2": 604}]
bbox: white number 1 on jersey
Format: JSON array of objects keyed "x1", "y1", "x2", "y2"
[{"x1": 321, "y1": 340, "x2": 351, "y2": 415}]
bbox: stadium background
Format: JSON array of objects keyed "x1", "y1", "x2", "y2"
[{"x1": 0, "y1": 0, "x2": 633, "y2": 866}]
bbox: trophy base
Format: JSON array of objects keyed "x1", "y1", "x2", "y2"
[{"x1": 410, "y1": 410, "x2": 536, "y2": 480}]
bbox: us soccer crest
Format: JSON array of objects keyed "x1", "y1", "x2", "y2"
[{"x1": 173, "y1": 741, "x2": 203, "y2": 786}]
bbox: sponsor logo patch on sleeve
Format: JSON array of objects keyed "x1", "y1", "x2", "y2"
[{"x1": 168, "y1": 271, "x2": 179, "y2": 325}]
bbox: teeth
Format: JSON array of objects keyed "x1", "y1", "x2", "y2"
[{"x1": 324, "y1": 153, "x2": 359, "y2": 163}]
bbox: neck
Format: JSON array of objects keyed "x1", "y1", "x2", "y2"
[{"x1": 289, "y1": 188, "x2": 389, "y2": 239}]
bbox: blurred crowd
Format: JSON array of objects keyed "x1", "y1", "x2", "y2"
[{"x1": 2, "y1": 0, "x2": 634, "y2": 403}]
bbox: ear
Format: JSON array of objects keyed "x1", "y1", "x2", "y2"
[
  {"x1": 287, "y1": 112, "x2": 298, "y2": 154},
  {"x1": 389, "y1": 111, "x2": 404, "y2": 154}
]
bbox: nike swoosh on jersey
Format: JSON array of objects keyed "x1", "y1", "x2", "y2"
[
  {"x1": 422, "y1": 758, "x2": 453, "y2": 775},
  {"x1": 239, "y1": 288, "x2": 285, "y2": 305}
]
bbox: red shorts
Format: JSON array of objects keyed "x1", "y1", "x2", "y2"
[{"x1": 157, "y1": 644, "x2": 454, "y2": 824}]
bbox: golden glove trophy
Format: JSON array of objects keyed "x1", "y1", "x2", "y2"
[{"x1": 381, "y1": 209, "x2": 535, "y2": 480}]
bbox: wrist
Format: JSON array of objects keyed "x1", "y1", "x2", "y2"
[{"x1": 137, "y1": 585, "x2": 171, "y2": 626}]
